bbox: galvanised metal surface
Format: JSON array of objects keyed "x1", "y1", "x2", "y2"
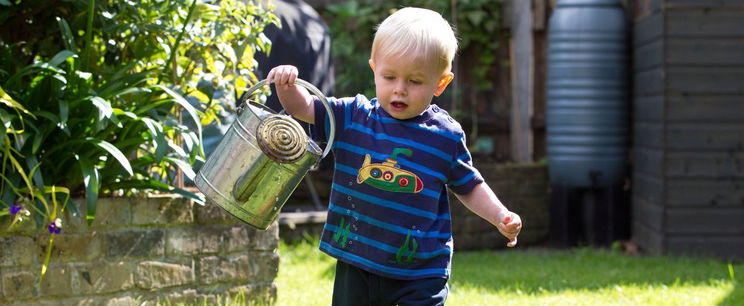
[{"x1": 195, "y1": 79, "x2": 335, "y2": 229}]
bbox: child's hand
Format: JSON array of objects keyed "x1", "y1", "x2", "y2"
[
  {"x1": 496, "y1": 212, "x2": 522, "y2": 247},
  {"x1": 266, "y1": 65, "x2": 299, "y2": 91}
]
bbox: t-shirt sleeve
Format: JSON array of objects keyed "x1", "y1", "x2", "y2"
[
  {"x1": 310, "y1": 95, "x2": 349, "y2": 146},
  {"x1": 447, "y1": 135, "x2": 484, "y2": 195}
]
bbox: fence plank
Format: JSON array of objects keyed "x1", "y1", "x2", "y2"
[
  {"x1": 667, "y1": 178, "x2": 744, "y2": 207},
  {"x1": 666, "y1": 207, "x2": 744, "y2": 234},
  {"x1": 666, "y1": 151, "x2": 744, "y2": 178}
]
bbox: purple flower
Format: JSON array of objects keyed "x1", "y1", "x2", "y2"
[
  {"x1": 9, "y1": 205, "x2": 21, "y2": 215},
  {"x1": 48, "y1": 218, "x2": 62, "y2": 234}
]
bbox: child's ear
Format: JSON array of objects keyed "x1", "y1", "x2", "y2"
[
  {"x1": 368, "y1": 59, "x2": 376, "y2": 71},
  {"x1": 434, "y1": 72, "x2": 454, "y2": 96}
]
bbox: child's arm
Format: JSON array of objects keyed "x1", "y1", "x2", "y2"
[
  {"x1": 454, "y1": 182, "x2": 522, "y2": 247},
  {"x1": 265, "y1": 65, "x2": 315, "y2": 124}
]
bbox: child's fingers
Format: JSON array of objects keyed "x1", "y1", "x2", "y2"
[
  {"x1": 496, "y1": 222, "x2": 519, "y2": 247},
  {"x1": 497, "y1": 213, "x2": 521, "y2": 247},
  {"x1": 496, "y1": 222, "x2": 518, "y2": 236},
  {"x1": 265, "y1": 68, "x2": 275, "y2": 85},
  {"x1": 265, "y1": 65, "x2": 298, "y2": 88},
  {"x1": 276, "y1": 65, "x2": 298, "y2": 86}
]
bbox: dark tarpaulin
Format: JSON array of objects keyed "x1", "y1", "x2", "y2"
[{"x1": 255, "y1": 0, "x2": 335, "y2": 112}]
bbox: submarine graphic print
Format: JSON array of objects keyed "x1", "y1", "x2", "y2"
[{"x1": 357, "y1": 148, "x2": 423, "y2": 193}]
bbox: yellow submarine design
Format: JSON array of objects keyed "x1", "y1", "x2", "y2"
[{"x1": 357, "y1": 148, "x2": 423, "y2": 193}]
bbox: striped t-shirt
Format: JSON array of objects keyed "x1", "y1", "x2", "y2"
[{"x1": 311, "y1": 94, "x2": 483, "y2": 280}]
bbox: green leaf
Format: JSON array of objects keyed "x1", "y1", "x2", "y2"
[
  {"x1": 59, "y1": 99, "x2": 69, "y2": 134},
  {"x1": 67, "y1": 198, "x2": 82, "y2": 218},
  {"x1": 56, "y1": 17, "x2": 76, "y2": 51},
  {"x1": 164, "y1": 156, "x2": 196, "y2": 180},
  {"x1": 141, "y1": 118, "x2": 167, "y2": 161},
  {"x1": 0, "y1": 86, "x2": 35, "y2": 118},
  {"x1": 49, "y1": 50, "x2": 76, "y2": 67},
  {"x1": 108, "y1": 179, "x2": 205, "y2": 205},
  {"x1": 90, "y1": 97, "x2": 113, "y2": 121},
  {"x1": 87, "y1": 138, "x2": 133, "y2": 176},
  {"x1": 76, "y1": 155, "x2": 99, "y2": 225},
  {"x1": 154, "y1": 85, "x2": 203, "y2": 155},
  {"x1": 7, "y1": 153, "x2": 34, "y2": 199}
]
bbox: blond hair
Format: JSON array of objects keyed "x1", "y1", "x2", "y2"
[{"x1": 370, "y1": 7, "x2": 458, "y2": 74}]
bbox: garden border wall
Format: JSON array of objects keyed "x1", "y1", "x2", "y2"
[{"x1": 0, "y1": 195, "x2": 278, "y2": 305}]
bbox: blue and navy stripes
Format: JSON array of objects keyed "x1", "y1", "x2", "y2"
[{"x1": 311, "y1": 95, "x2": 482, "y2": 280}]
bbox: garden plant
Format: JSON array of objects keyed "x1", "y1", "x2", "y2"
[{"x1": 0, "y1": 0, "x2": 277, "y2": 281}]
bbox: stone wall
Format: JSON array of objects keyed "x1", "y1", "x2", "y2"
[
  {"x1": 450, "y1": 162, "x2": 550, "y2": 250},
  {"x1": 0, "y1": 195, "x2": 278, "y2": 305}
]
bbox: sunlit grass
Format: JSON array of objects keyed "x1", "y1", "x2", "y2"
[
  {"x1": 275, "y1": 238, "x2": 742, "y2": 306},
  {"x1": 275, "y1": 238, "x2": 335, "y2": 306}
]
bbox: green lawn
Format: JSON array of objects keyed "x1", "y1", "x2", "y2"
[{"x1": 275, "y1": 239, "x2": 742, "y2": 305}]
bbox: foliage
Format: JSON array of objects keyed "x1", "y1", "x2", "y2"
[
  {"x1": 318, "y1": 0, "x2": 505, "y2": 99},
  {"x1": 0, "y1": 0, "x2": 277, "y2": 281}
]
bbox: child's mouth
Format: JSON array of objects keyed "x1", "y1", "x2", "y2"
[{"x1": 390, "y1": 101, "x2": 407, "y2": 111}]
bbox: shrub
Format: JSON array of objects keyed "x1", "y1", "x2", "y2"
[{"x1": 0, "y1": 0, "x2": 277, "y2": 281}]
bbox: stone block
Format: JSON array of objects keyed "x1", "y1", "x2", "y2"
[
  {"x1": 91, "y1": 198, "x2": 132, "y2": 228},
  {"x1": 197, "y1": 251, "x2": 277, "y2": 285},
  {"x1": 135, "y1": 261, "x2": 194, "y2": 290},
  {"x1": 250, "y1": 251, "x2": 279, "y2": 283},
  {"x1": 166, "y1": 224, "x2": 256, "y2": 256},
  {"x1": 39, "y1": 265, "x2": 75, "y2": 297},
  {"x1": 76, "y1": 262, "x2": 135, "y2": 295},
  {"x1": 61, "y1": 199, "x2": 89, "y2": 233},
  {"x1": 158, "y1": 288, "x2": 199, "y2": 305},
  {"x1": 166, "y1": 226, "x2": 225, "y2": 256},
  {"x1": 31, "y1": 297, "x2": 102, "y2": 306},
  {"x1": 132, "y1": 196, "x2": 194, "y2": 225},
  {"x1": 194, "y1": 202, "x2": 243, "y2": 225},
  {"x1": 251, "y1": 223, "x2": 279, "y2": 251},
  {"x1": 103, "y1": 296, "x2": 136, "y2": 306},
  {"x1": 198, "y1": 255, "x2": 250, "y2": 285},
  {"x1": 2, "y1": 270, "x2": 36, "y2": 298},
  {"x1": 0, "y1": 214, "x2": 37, "y2": 233},
  {"x1": 103, "y1": 229, "x2": 165, "y2": 258},
  {"x1": 37, "y1": 232, "x2": 102, "y2": 263},
  {"x1": 224, "y1": 226, "x2": 253, "y2": 253},
  {"x1": 0, "y1": 236, "x2": 37, "y2": 268}
]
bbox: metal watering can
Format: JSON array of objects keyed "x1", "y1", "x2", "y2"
[{"x1": 194, "y1": 79, "x2": 335, "y2": 230}]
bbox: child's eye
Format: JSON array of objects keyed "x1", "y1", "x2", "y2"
[
  {"x1": 409, "y1": 79, "x2": 422, "y2": 85},
  {"x1": 383, "y1": 75, "x2": 395, "y2": 80}
]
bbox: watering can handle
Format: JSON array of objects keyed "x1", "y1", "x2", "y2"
[{"x1": 242, "y1": 78, "x2": 336, "y2": 160}]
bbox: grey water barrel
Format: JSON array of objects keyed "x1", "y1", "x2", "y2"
[{"x1": 546, "y1": 0, "x2": 629, "y2": 188}]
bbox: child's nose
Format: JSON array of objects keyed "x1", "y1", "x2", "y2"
[{"x1": 393, "y1": 82, "x2": 407, "y2": 96}]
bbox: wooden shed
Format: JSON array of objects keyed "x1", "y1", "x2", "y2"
[{"x1": 630, "y1": 0, "x2": 744, "y2": 259}]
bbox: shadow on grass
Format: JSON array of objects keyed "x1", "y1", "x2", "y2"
[{"x1": 450, "y1": 248, "x2": 741, "y2": 303}]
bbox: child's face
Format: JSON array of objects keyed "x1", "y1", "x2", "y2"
[{"x1": 370, "y1": 54, "x2": 453, "y2": 120}]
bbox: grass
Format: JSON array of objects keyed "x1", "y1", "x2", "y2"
[{"x1": 275, "y1": 238, "x2": 743, "y2": 306}]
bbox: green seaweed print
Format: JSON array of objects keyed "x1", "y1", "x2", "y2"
[
  {"x1": 333, "y1": 217, "x2": 352, "y2": 248},
  {"x1": 395, "y1": 230, "x2": 418, "y2": 265}
]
